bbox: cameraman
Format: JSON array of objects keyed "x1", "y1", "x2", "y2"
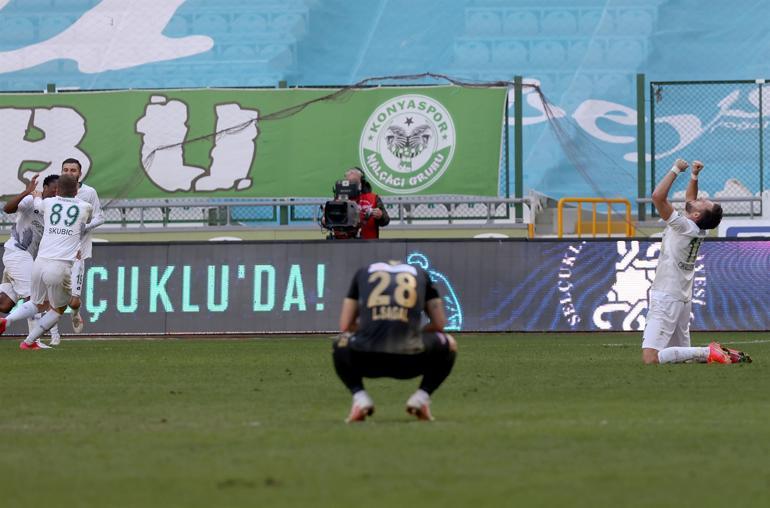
[{"x1": 344, "y1": 167, "x2": 389, "y2": 239}]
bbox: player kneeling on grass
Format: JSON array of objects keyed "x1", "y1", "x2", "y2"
[
  {"x1": 333, "y1": 260, "x2": 457, "y2": 422},
  {"x1": 0, "y1": 174, "x2": 92, "y2": 349},
  {"x1": 643, "y1": 159, "x2": 751, "y2": 364}
]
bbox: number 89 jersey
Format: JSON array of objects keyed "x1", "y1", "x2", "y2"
[
  {"x1": 37, "y1": 196, "x2": 93, "y2": 261},
  {"x1": 347, "y1": 261, "x2": 440, "y2": 354}
]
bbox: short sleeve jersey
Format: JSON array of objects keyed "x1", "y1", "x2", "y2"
[
  {"x1": 76, "y1": 183, "x2": 103, "y2": 260},
  {"x1": 3, "y1": 195, "x2": 45, "y2": 258},
  {"x1": 650, "y1": 210, "x2": 707, "y2": 301},
  {"x1": 37, "y1": 196, "x2": 93, "y2": 262},
  {"x1": 346, "y1": 261, "x2": 440, "y2": 354}
]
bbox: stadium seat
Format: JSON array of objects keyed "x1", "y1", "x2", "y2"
[
  {"x1": 452, "y1": 203, "x2": 488, "y2": 219},
  {"x1": 453, "y1": 41, "x2": 491, "y2": 67},
  {"x1": 583, "y1": 40, "x2": 606, "y2": 67},
  {"x1": 580, "y1": 10, "x2": 614, "y2": 34},
  {"x1": 503, "y1": 10, "x2": 539, "y2": 36},
  {"x1": 193, "y1": 14, "x2": 229, "y2": 35},
  {"x1": 465, "y1": 10, "x2": 502, "y2": 36},
  {"x1": 530, "y1": 41, "x2": 566, "y2": 67},
  {"x1": 230, "y1": 14, "x2": 268, "y2": 33},
  {"x1": 222, "y1": 45, "x2": 258, "y2": 60},
  {"x1": 542, "y1": 11, "x2": 577, "y2": 34},
  {"x1": 606, "y1": 39, "x2": 645, "y2": 67},
  {"x1": 492, "y1": 41, "x2": 528, "y2": 66}
]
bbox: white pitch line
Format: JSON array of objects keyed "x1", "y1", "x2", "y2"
[{"x1": 601, "y1": 338, "x2": 770, "y2": 347}]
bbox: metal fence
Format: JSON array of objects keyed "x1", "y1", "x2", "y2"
[
  {"x1": 0, "y1": 196, "x2": 534, "y2": 230},
  {"x1": 650, "y1": 79, "x2": 767, "y2": 216}
]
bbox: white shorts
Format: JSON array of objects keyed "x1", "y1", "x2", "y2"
[
  {"x1": 30, "y1": 258, "x2": 73, "y2": 309},
  {"x1": 642, "y1": 290, "x2": 692, "y2": 351},
  {"x1": 1, "y1": 249, "x2": 34, "y2": 301}
]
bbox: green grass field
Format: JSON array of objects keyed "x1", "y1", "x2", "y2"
[{"x1": 1, "y1": 333, "x2": 769, "y2": 508}]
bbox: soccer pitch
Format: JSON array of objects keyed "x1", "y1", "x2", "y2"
[{"x1": 1, "y1": 333, "x2": 768, "y2": 508}]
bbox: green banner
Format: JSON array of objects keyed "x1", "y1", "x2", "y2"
[{"x1": 0, "y1": 86, "x2": 506, "y2": 199}]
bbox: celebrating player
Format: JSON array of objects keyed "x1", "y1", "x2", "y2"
[
  {"x1": 61, "y1": 158, "x2": 105, "y2": 333},
  {"x1": 0, "y1": 174, "x2": 92, "y2": 349},
  {"x1": 1, "y1": 174, "x2": 62, "y2": 344},
  {"x1": 643, "y1": 159, "x2": 750, "y2": 364},
  {"x1": 333, "y1": 260, "x2": 457, "y2": 422}
]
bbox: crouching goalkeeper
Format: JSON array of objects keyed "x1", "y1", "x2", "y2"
[{"x1": 333, "y1": 260, "x2": 457, "y2": 422}]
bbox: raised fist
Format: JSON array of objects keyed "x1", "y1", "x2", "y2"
[
  {"x1": 692, "y1": 160, "x2": 704, "y2": 175},
  {"x1": 675, "y1": 159, "x2": 689, "y2": 171}
]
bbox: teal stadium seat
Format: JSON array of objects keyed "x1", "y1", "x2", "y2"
[
  {"x1": 466, "y1": 11, "x2": 502, "y2": 36},
  {"x1": 542, "y1": 11, "x2": 577, "y2": 35},
  {"x1": 530, "y1": 41, "x2": 566, "y2": 67},
  {"x1": 503, "y1": 10, "x2": 539, "y2": 36},
  {"x1": 230, "y1": 14, "x2": 268, "y2": 33},
  {"x1": 492, "y1": 41, "x2": 528, "y2": 66}
]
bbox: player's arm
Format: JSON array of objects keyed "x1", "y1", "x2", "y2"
[
  {"x1": 422, "y1": 274, "x2": 446, "y2": 332},
  {"x1": 651, "y1": 158, "x2": 688, "y2": 221},
  {"x1": 423, "y1": 297, "x2": 447, "y2": 332},
  {"x1": 85, "y1": 191, "x2": 105, "y2": 232},
  {"x1": 78, "y1": 204, "x2": 94, "y2": 238},
  {"x1": 686, "y1": 160, "x2": 703, "y2": 202},
  {"x1": 339, "y1": 271, "x2": 361, "y2": 332},
  {"x1": 3, "y1": 175, "x2": 38, "y2": 213},
  {"x1": 339, "y1": 298, "x2": 359, "y2": 332}
]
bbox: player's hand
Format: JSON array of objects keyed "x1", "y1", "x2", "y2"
[
  {"x1": 25, "y1": 175, "x2": 39, "y2": 194},
  {"x1": 692, "y1": 160, "x2": 704, "y2": 175},
  {"x1": 370, "y1": 208, "x2": 383, "y2": 219},
  {"x1": 675, "y1": 159, "x2": 689, "y2": 171}
]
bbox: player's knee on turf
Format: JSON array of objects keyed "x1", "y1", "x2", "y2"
[{"x1": 642, "y1": 348, "x2": 659, "y2": 365}]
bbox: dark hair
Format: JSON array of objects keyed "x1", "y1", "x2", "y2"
[
  {"x1": 696, "y1": 203, "x2": 723, "y2": 230},
  {"x1": 57, "y1": 174, "x2": 79, "y2": 197},
  {"x1": 62, "y1": 158, "x2": 82, "y2": 170},
  {"x1": 43, "y1": 174, "x2": 59, "y2": 187}
]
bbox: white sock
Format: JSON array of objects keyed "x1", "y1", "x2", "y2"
[
  {"x1": 50, "y1": 324, "x2": 61, "y2": 340},
  {"x1": 413, "y1": 389, "x2": 431, "y2": 405},
  {"x1": 658, "y1": 347, "x2": 710, "y2": 364},
  {"x1": 353, "y1": 390, "x2": 374, "y2": 408},
  {"x1": 70, "y1": 259, "x2": 83, "y2": 298},
  {"x1": 24, "y1": 310, "x2": 62, "y2": 345},
  {"x1": 6, "y1": 301, "x2": 39, "y2": 325}
]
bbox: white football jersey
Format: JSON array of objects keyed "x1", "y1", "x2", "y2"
[
  {"x1": 37, "y1": 196, "x2": 93, "y2": 262},
  {"x1": 650, "y1": 211, "x2": 707, "y2": 301},
  {"x1": 76, "y1": 183, "x2": 104, "y2": 260},
  {"x1": 3, "y1": 195, "x2": 45, "y2": 258}
]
